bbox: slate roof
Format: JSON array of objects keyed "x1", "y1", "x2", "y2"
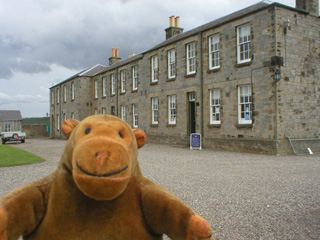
[
  {"x1": 50, "y1": 64, "x2": 106, "y2": 89},
  {"x1": 0, "y1": 110, "x2": 22, "y2": 121}
]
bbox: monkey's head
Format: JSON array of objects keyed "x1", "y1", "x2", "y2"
[{"x1": 61, "y1": 115, "x2": 147, "y2": 201}]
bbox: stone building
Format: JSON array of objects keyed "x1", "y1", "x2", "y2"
[{"x1": 50, "y1": 0, "x2": 320, "y2": 154}]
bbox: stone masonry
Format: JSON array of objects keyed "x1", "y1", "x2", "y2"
[{"x1": 50, "y1": 1, "x2": 320, "y2": 154}]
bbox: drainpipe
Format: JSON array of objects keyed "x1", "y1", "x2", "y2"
[
  {"x1": 116, "y1": 68, "x2": 119, "y2": 117},
  {"x1": 274, "y1": 6, "x2": 279, "y2": 143},
  {"x1": 200, "y1": 31, "x2": 204, "y2": 137}
]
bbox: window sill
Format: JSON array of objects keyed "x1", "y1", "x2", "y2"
[
  {"x1": 132, "y1": 89, "x2": 138, "y2": 93},
  {"x1": 236, "y1": 123, "x2": 253, "y2": 128},
  {"x1": 150, "y1": 124, "x2": 158, "y2": 127},
  {"x1": 150, "y1": 81, "x2": 158, "y2": 85},
  {"x1": 120, "y1": 92, "x2": 126, "y2": 95},
  {"x1": 102, "y1": 96, "x2": 107, "y2": 99},
  {"x1": 185, "y1": 73, "x2": 196, "y2": 78},
  {"x1": 167, "y1": 77, "x2": 176, "y2": 82},
  {"x1": 111, "y1": 94, "x2": 115, "y2": 97},
  {"x1": 208, "y1": 124, "x2": 221, "y2": 128},
  {"x1": 236, "y1": 61, "x2": 252, "y2": 68},
  {"x1": 207, "y1": 68, "x2": 220, "y2": 73},
  {"x1": 166, "y1": 123, "x2": 176, "y2": 127}
]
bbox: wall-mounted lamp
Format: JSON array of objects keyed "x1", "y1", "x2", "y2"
[
  {"x1": 274, "y1": 69, "x2": 281, "y2": 82},
  {"x1": 284, "y1": 19, "x2": 290, "y2": 35}
]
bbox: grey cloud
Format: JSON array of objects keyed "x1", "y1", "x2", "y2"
[{"x1": 0, "y1": 0, "x2": 295, "y2": 80}]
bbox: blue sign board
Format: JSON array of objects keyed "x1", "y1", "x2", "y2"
[{"x1": 190, "y1": 133, "x2": 202, "y2": 150}]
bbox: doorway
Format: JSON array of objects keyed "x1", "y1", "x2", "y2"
[{"x1": 188, "y1": 92, "x2": 196, "y2": 135}]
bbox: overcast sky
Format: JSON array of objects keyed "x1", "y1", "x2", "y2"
[{"x1": 0, "y1": 0, "x2": 295, "y2": 118}]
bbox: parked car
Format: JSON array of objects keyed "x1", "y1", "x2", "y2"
[{"x1": 1, "y1": 131, "x2": 26, "y2": 144}]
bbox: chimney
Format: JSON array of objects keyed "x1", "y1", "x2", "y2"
[
  {"x1": 129, "y1": 52, "x2": 136, "y2": 57},
  {"x1": 165, "y1": 16, "x2": 184, "y2": 40},
  {"x1": 296, "y1": 0, "x2": 319, "y2": 16},
  {"x1": 109, "y1": 48, "x2": 121, "y2": 66}
]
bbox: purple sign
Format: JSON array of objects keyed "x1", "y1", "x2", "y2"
[{"x1": 190, "y1": 133, "x2": 201, "y2": 150}]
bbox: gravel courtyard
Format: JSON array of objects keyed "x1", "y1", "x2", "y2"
[{"x1": 1, "y1": 139, "x2": 319, "y2": 240}]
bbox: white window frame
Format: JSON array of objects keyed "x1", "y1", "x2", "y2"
[
  {"x1": 71, "y1": 112, "x2": 75, "y2": 119},
  {"x1": 57, "y1": 114, "x2": 60, "y2": 130},
  {"x1": 102, "y1": 77, "x2": 107, "y2": 97},
  {"x1": 63, "y1": 85, "x2": 67, "y2": 102},
  {"x1": 168, "y1": 95, "x2": 176, "y2": 125},
  {"x1": 132, "y1": 66, "x2": 138, "y2": 91},
  {"x1": 210, "y1": 89, "x2": 221, "y2": 124},
  {"x1": 121, "y1": 105, "x2": 127, "y2": 121},
  {"x1": 95, "y1": 108, "x2": 98, "y2": 115},
  {"x1": 238, "y1": 85, "x2": 252, "y2": 124},
  {"x1": 151, "y1": 97, "x2": 159, "y2": 125},
  {"x1": 4, "y1": 123, "x2": 11, "y2": 132},
  {"x1": 94, "y1": 79, "x2": 98, "y2": 99},
  {"x1": 120, "y1": 70, "x2": 126, "y2": 93},
  {"x1": 51, "y1": 90, "x2": 54, "y2": 105},
  {"x1": 71, "y1": 82, "x2": 75, "y2": 100},
  {"x1": 102, "y1": 107, "x2": 106, "y2": 115},
  {"x1": 57, "y1": 88, "x2": 60, "y2": 104},
  {"x1": 111, "y1": 74, "x2": 116, "y2": 95},
  {"x1": 237, "y1": 24, "x2": 251, "y2": 64},
  {"x1": 63, "y1": 113, "x2": 67, "y2": 122},
  {"x1": 132, "y1": 104, "x2": 138, "y2": 128},
  {"x1": 168, "y1": 49, "x2": 176, "y2": 79},
  {"x1": 186, "y1": 42, "x2": 196, "y2": 75},
  {"x1": 209, "y1": 34, "x2": 220, "y2": 70},
  {"x1": 111, "y1": 106, "x2": 116, "y2": 115},
  {"x1": 151, "y1": 55, "x2": 159, "y2": 83}
]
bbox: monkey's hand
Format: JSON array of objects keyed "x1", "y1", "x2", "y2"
[{"x1": 186, "y1": 215, "x2": 213, "y2": 240}]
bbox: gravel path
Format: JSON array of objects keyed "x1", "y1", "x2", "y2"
[{"x1": 1, "y1": 139, "x2": 320, "y2": 240}]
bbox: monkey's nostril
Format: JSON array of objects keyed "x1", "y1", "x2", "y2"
[{"x1": 95, "y1": 152, "x2": 99, "y2": 157}]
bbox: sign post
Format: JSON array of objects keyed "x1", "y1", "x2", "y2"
[{"x1": 190, "y1": 133, "x2": 202, "y2": 150}]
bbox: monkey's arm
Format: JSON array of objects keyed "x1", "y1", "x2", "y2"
[
  {"x1": 0, "y1": 178, "x2": 52, "y2": 240},
  {"x1": 141, "y1": 183, "x2": 213, "y2": 240}
]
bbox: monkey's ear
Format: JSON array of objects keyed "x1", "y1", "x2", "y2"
[
  {"x1": 133, "y1": 129, "x2": 147, "y2": 149},
  {"x1": 62, "y1": 119, "x2": 80, "y2": 139}
]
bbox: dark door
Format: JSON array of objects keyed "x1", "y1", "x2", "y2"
[{"x1": 189, "y1": 101, "x2": 196, "y2": 134}]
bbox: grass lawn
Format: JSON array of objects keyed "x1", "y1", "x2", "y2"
[{"x1": 0, "y1": 145, "x2": 45, "y2": 167}]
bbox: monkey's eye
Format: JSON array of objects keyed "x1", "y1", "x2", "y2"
[
  {"x1": 85, "y1": 128, "x2": 91, "y2": 135},
  {"x1": 119, "y1": 131, "x2": 124, "y2": 138}
]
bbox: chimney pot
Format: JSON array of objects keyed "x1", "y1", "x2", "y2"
[
  {"x1": 169, "y1": 16, "x2": 175, "y2": 27},
  {"x1": 129, "y1": 52, "x2": 136, "y2": 57},
  {"x1": 175, "y1": 16, "x2": 180, "y2": 28},
  {"x1": 112, "y1": 48, "x2": 116, "y2": 57}
]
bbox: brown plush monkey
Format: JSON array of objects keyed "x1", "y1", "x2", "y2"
[{"x1": 0, "y1": 115, "x2": 213, "y2": 240}]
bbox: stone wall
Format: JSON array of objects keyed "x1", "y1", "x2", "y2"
[
  {"x1": 22, "y1": 124, "x2": 49, "y2": 138},
  {"x1": 276, "y1": 7, "x2": 320, "y2": 141}
]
